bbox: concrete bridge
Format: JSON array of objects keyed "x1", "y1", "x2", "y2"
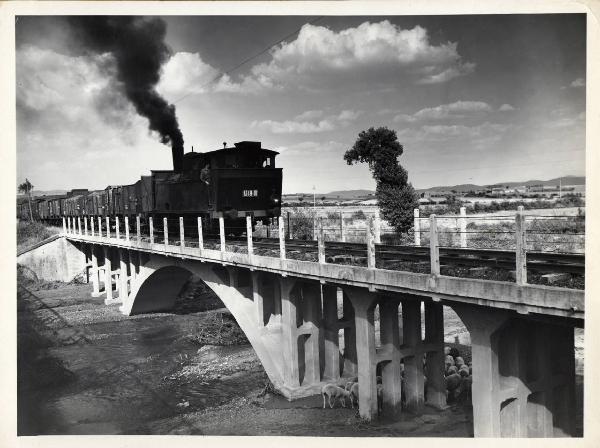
[{"x1": 20, "y1": 214, "x2": 584, "y2": 437}]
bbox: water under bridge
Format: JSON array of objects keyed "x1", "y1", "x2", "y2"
[{"x1": 18, "y1": 212, "x2": 584, "y2": 437}]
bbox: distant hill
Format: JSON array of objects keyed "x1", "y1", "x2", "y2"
[
  {"x1": 324, "y1": 189, "x2": 375, "y2": 199},
  {"x1": 417, "y1": 176, "x2": 585, "y2": 194}
]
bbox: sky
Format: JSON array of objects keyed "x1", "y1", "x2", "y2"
[{"x1": 15, "y1": 14, "x2": 586, "y2": 194}]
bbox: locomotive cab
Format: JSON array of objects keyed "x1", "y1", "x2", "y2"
[{"x1": 150, "y1": 141, "x2": 282, "y2": 233}]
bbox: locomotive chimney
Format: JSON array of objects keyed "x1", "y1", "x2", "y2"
[{"x1": 172, "y1": 145, "x2": 184, "y2": 171}]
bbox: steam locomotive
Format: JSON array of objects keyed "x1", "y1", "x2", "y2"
[{"x1": 17, "y1": 141, "x2": 283, "y2": 233}]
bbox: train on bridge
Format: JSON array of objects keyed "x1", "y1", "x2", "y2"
[{"x1": 17, "y1": 141, "x2": 283, "y2": 233}]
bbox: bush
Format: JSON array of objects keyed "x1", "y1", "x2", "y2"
[{"x1": 352, "y1": 210, "x2": 367, "y2": 220}]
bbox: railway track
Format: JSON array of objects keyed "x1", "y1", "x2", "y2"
[{"x1": 191, "y1": 236, "x2": 585, "y2": 276}]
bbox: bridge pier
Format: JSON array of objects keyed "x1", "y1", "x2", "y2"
[
  {"x1": 90, "y1": 245, "x2": 100, "y2": 297},
  {"x1": 279, "y1": 278, "x2": 324, "y2": 395},
  {"x1": 103, "y1": 246, "x2": 116, "y2": 305},
  {"x1": 423, "y1": 302, "x2": 446, "y2": 410},
  {"x1": 345, "y1": 287, "x2": 378, "y2": 420},
  {"x1": 119, "y1": 249, "x2": 129, "y2": 301},
  {"x1": 452, "y1": 304, "x2": 577, "y2": 437},
  {"x1": 378, "y1": 297, "x2": 403, "y2": 418},
  {"x1": 401, "y1": 298, "x2": 426, "y2": 413},
  {"x1": 322, "y1": 285, "x2": 340, "y2": 381}
]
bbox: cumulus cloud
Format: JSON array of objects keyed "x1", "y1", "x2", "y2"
[
  {"x1": 570, "y1": 78, "x2": 585, "y2": 88},
  {"x1": 252, "y1": 109, "x2": 362, "y2": 134},
  {"x1": 17, "y1": 45, "x2": 145, "y2": 138},
  {"x1": 295, "y1": 110, "x2": 324, "y2": 121},
  {"x1": 396, "y1": 122, "x2": 513, "y2": 149},
  {"x1": 251, "y1": 119, "x2": 335, "y2": 134},
  {"x1": 156, "y1": 21, "x2": 475, "y2": 97},
  {"x1": 394, "y1": 101, "x2": 492, "y2": 123},
  {"x1": 274, "y1": 140, "x2": 347, "y2": 155},
  {"x1": 156, "y1": 51, "x2": 219, "y2": 98},
  {"x1": 498, "y1": 103, "x2": 515, "y2": 111},
  {"x1": 230, "y1": 21, "x2": 474, "y2": 92}
]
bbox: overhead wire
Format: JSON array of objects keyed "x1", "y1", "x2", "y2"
[{"x1": 172, "y1": 16, "x2": 325, "y2": 105}]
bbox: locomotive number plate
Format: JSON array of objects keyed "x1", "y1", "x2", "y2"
[{"x1": 243, "y1": 189, "x2": 258, "y2": 197}]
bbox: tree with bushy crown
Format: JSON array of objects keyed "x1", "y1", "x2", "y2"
[{"x1": 344, "y1": 127, "x2": 418, "y2": 233}]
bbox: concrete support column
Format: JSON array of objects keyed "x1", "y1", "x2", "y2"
[
  {"x1": 379, "y1": 298, "x2": 403, "y2": 418},
  {"x1": 97, "y1": 217, "x2": 102, "y2": 238},
  {"x1": 280, "y1": 277, "x2": 300, "y2": 387},
  {"x1": 90, "y1": 245, "x2": 100, "y2": 297},
  {"x1": 62, "y1": 217, "x2": 66, "y2": 234},
  {"x1": 301, "y1": 282, "x2": 321, "y2": 385},
  {"x1": 251, "y1": 272, "x2": 264, "y2": 328},
  {"x1": 119, "y1": 249, "x2": 128, "y2": 302},
  {"x1": 345, "y1": 287, "x2": 378, "y2": 420},
  {"x1": 128, "y1": 250, "x2": 136, "y2": 284},
  {"x1": 402, "y1": 298, "x2": 425, "y2": 413},
  {"x1": 452, "y1": 304, "x2": 510, "y2": 437},
  {"x1": 342, "y1": 295, "x2": 357, "y2": 377},
  {"x1": 322, "y1": 285, "x2": 340, "y2": 381},
  {"x1": 103, "y1": 246, "x2": 113, "y2": 304},
  {"x1": 77, "y1": 217, "x2": 82, "y2": 235},
  {"x1": 424, "y1": 301, "x2": 446, "y2": 409}
]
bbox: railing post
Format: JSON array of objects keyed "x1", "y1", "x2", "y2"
[
  {"x1": 246, "y1": 216, "x2": 254, "y2": 256},
  {"x1": 367, "y1": 216, "x2": 376, "y2": 269},
  {"x1": 91, "y1": 217, "x2": 95, "y2": 237},
  {"x1": 279, "y1": 216, "x2": 286, "y2": 260},
  {"x1": 125, "y1": 216, "x2": 130, "y2": 242},
  {"x1": 414, "y1": 208, "x2": 421, "y2": 246},
  {"x1": 163, "y1": 217, "x2": 169, "y2": 249},
  {"x1": 317, "y1": 218, "x2": 325, "y2": 264},
  {"x1": 219, "y1": 216, "x2": 226, "y2": 253},
  {"x1": 105, "y1": 216, "x2": 110, "y2": 238},
  {"x1": 136, "y1": 215, "x2": 141, "y2": 244},
  {"x1": 84, "y1": 217, "x2": 88, "y2": 236},
  {"x1": 115, "y1": 216, "x2": 120, "y2": 240},
  {"x1": 374, "y1": 210, "x2": 381, "y2": 244},
  {"x1": 98, "y1": 217, "x2": 102, "y2": 238},
  {"x1": 62, "y1": 217, "x2": 66, "y2": 234},
  {"x1": 430, "y1": 214, "x2": 440, "y2": 276},
  {"x1": 515, "y1": 206, "x2": 527, "y2": 285},
  {"x1": 77, "y1": 217, "x2": 82, "y2": 235},
  {"x1": 197, "y1": 217, "x2": 204, "y2": 252},
  {"x1": 179, "y1": 216, "x2": 185, "y2": 248},
  {"x1": 340, "y1": 211, "x2": 345, "y2": 242},
  {"x1": 149, "y1": 217, "x2": 154, "y2": 244},
  {"x1": 460, "y1": 207, "x2": 467, "y2": 248}
]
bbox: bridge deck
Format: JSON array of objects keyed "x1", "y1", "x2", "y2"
[{"x1": 64, "y1": 232, "x2": 584, "y2": 322}]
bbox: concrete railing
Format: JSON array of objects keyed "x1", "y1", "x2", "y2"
[{"x1": 61, "y1": 209, "x2": 543, "y2": 290}]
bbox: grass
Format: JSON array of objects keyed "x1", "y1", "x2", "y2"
[{"x1": 17, "y1": 221, "x2": 61, "y2": 254}]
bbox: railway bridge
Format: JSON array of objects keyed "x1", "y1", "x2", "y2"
[{"x1": 26, "y1": 213, "x2": 584, "y2": 438}]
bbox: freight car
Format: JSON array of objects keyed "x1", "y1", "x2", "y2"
[{"x1": 20, "y1": 141, "x2": 282, "y2": 234}]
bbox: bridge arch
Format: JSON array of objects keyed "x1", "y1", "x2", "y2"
[{"x1": 120, "y1": 255, "x2": 285, "y2": 390}]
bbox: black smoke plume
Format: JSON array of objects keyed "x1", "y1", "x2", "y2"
[{"x1": 68, "y1": 16, "x2": 184, "y2": 170}]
